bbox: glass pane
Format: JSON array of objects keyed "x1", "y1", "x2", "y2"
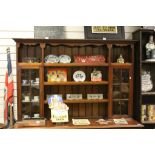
[
  {"x1": 122, "y1": 69, "x2": 129, "y2": 83},
  {"x1": 121, "y1": 83, "x2": 129, "y2": 99},
  {"x1": 113, "y1": 85, "x2": 121, "y2": 99},
  {"x1": 113, "y1": 69, "x2": 121, "y2": 83},
  {"x1": 121, "y1": 101, "x2": 128, "y2": 115},
  {"x1": 113, "y1": 101, "x2": 121, "y2": 115},
  {"x1": 22, "y1": 103, "x2": 31, "y2": 119},
  {"x1": 31, "y1": 102, "x2": 40, "y2": 118},
  {"x1": 113, "y1": 101, "x2": 128, "y2": 115}
]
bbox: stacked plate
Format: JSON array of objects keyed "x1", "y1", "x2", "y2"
[{"x1": 45, "y1": 55, "x2": 71, "y2": 63}]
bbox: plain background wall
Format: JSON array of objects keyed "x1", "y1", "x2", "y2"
[{"x1": 0, "y1": 26, "x2": 140, "y2": 123}]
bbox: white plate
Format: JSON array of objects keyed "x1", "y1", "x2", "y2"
[
  {"x1": 73, "y1": 71, "x2": 86, "y2": 82},
  {"x1": 45, "y1": 55, "x2": 59, "y2": 63},
  {"x1": 59, "y1": 55, "x2": 71, "y2": 63}
]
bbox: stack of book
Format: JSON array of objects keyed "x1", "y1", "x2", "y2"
[{"x1": 141, "y1": 105, "x2": 155, "y2": 122}]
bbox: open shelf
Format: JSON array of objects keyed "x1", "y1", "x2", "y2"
[
  {"x1": 113, "y1": 99, "x2": 129, "y2": 101},
  {"x1": 44, "y1": 62, "x2": 109, "y2": 67},
  {"x1": 44, "y1": 99, "x2": 108, "y2": 104},
  {"x1": 142, "y1": 121, "x2": 155, "y2": 124},
  {"x1": 141, "y1": 92, "x2": 155, "y2": 95},
  {"x1": 18, "y1": 63, "x2": 42, "y2": 67},
  {"x1": 142, "y1": 61, "x2": 155, "y2": 64},
  {"x1": 111, "y1": 63, "x2": 132, "y2": 67},
  {"x1": 13, "y1": 118, "x2": 144, "y2": 129},
  {"x1": 44, "y1": 81, "x2": 109, "y2": 86}
]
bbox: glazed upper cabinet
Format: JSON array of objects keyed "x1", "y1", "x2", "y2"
[{"x1": 14, "y1": 39, "x2": 135, "y2": 121}]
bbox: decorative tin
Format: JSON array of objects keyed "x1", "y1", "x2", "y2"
[
  {"x1": 91, "y1": 69, "x2": 102, "y2": 82},
  {"x1": 47, "y1": 69, "x2": 67, "y2": 82}
]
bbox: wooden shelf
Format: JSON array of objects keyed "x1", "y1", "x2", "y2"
[
  {"x1": 22, "y1": 101, "x2": 39, "y2": 103},
  {"x1": 13, "y1": 118, "x2": 144, "y2": 129},
  {"x1": 44, "y1": 62, "x2": 108, "y2": 67},
  {"x1": 44, "y1": 81, "x2": 108, "y2": 86},
  {"x1": 111, "y1": 63, "x2": 132, "y2": 67},
  {"x1": 44, "y1": 99, "x2": 108, "y2": 104},
  {"x1": 21, "y1": 84, "x2": 31, "y2": 86},
  {"x1": 113, "y1": 83, "x2": 129, "y2": 85},
  {"x1": 142, "y1": 92, "x2": 155, "y2": 95},
  {"x1": 142, "y1": 61, "x2": 155, "y2": 64},
  {"x1": 18, "y1": 63, "x2": 42, "y2": 67},
  {"x1": 113, "y1": 99, "x2": 129, "y2": 101},
  {"x1": 142, "y1": 121, "x2": 155, "y2": 124}
]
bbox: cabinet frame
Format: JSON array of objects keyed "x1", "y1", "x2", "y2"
[{"x1": 14, "y1": 39, "x2": 136, "y2": 121}]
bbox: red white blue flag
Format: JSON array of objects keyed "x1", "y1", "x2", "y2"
[{"x1": 4, "y1": 48, "x2": 14, "y2": 125}]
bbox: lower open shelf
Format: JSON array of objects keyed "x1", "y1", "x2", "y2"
[
  {"x1": 142, "y1": 121, "x2": 155, "y2": 124},
  {"x1": 13, "y1": 118, "x2": 143, "y2": 129}
]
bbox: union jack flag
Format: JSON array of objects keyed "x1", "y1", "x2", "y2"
[{"x1": 4, "y1": 47, "x2": 14, "y2": 125}]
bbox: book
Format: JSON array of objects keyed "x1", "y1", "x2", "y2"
[
  {"x1": 113, "y1": 118, "x2": 128, "y2": 125},
  {"x1": 72, "y1": 119, "x2": 90, "y2": 125}
]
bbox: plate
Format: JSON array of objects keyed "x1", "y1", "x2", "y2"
[
  {"x1": 59, "y1": 55, "x2": 71, "y2": 63},
  {"x1": 73, "y1": 71, "x2": 86, "y2": 82},
  {"x1": 45, "y1": 55, "x2": 59, "y2": 63}
]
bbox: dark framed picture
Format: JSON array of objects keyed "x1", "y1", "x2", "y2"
[{"x1": 84, "y1": 26, "x2": 125, "y2": 40}]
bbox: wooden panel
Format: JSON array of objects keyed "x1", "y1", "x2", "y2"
[
  {"x1": 92, "y1": 46, "x2": 100, "y2": 117},
  {"x1": 71, "y1": 46, "x2": 79, "y2": 117},
  {"x1": 85, "y1": 46, "x2": 93, "y2": 117},
  {"x1": 78, "y1": 46, "x2": 86, "y2": 117}
]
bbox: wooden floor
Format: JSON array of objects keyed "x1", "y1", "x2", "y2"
[{"x1": 13, "y1": 118, "x2": 143, "y2": 129}]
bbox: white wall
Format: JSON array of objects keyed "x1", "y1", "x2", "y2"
[{"x1": 0, "y1": 26, "x2": 140, "y2": 123}]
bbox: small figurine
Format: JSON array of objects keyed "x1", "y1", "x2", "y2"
[
  {"x1": 146, "y1": 35, "x2": 155, "y2": 60},
  {"x1": 117, "y1": 54, "x2": 124, "y2": 63}
]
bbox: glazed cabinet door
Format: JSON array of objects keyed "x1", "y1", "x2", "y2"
[
  {"x1": 112, "y1": 68, "x2": 132, "y2": 117},
  {"x1": 17, "y1": 68, "x2": 42, "y2": 120}
]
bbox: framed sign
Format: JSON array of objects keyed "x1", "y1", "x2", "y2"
[{"x1": 84, "y1": 26, "x2": 125, "y2": 40}]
